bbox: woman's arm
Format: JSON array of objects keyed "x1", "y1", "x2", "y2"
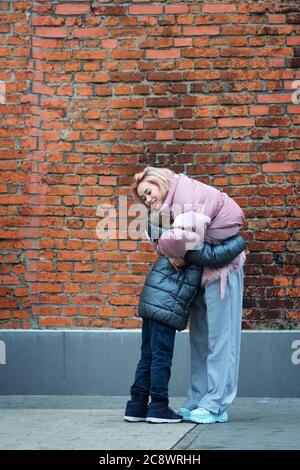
[
  {"x1": 146, "y1": 221, "x2": 246, "y2": 270},
  {"x1": 183, "y1": 235, "x2": 246, "y2": 269},
  {"x1": 156, "y1": 212, "x2": 210, "y2": 259}
]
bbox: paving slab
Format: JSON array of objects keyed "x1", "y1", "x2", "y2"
[
  {"x1": 0, "y1": 396, "x2": 194, "y2": 450},
  {"x1": 173, "y1": 398, "x2": 300, "y2": 450}
]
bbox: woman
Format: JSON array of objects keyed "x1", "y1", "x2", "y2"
[{"x1": 130, "y1": 167, "x2": 246, "y2": 424}]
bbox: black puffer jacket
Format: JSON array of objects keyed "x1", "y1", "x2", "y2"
[{"x1": 138, "y1": 223, "x2": 246, "y2": 331}]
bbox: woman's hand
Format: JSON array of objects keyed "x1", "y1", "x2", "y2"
[{"x1": 168, "y1": 257, "x2": 186, "y2": 271}]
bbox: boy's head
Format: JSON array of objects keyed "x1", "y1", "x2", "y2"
[{"x1": 147, "y1": 221, "x2": 167, "y2": 242}]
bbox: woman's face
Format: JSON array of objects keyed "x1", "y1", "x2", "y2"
[{"x1": 137, "y1": 181, "x2": 164, "y2": 209}]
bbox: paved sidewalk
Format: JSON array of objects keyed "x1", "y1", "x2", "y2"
[{"x1": 0, "y1": 396, "x2": 299, "y2": 450}]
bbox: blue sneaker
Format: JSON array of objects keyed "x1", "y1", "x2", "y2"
[
  {"x1": 190, "y1": 407, "x2": 228, "y2": 424},
  {"x1": 124, "y1": 400, "x2": 148, "y2": 422},
  {"x1": 146, "y1": 402, "x2": 183, "y2": 423},
  {"x1": 178, "y1": 407, "x2": 192, "y2": 421}
]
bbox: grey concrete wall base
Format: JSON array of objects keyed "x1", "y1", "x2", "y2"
[{"x1": 0, "y1": 330, "x2": 300, "y2": 397}]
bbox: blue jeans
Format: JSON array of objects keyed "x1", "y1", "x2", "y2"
[{"x1": 130, "y1": 318, "x2": 176, "y2": 404}]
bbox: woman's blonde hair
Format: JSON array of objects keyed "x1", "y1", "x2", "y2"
[{"x1": 129, "y1": 166, "x2": 176, "y2": 228}]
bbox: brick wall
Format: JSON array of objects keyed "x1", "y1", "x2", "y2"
[{"x1": 0, "y1": 0, "x2": 299, "y2": 330}]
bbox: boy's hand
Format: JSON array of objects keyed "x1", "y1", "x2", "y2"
[
  {"x1": 168, "y1": 257, "x2": 186, "y2": 270},
  {"x1": 152, "y1": 240, "x2": 159, "y2": 251}
]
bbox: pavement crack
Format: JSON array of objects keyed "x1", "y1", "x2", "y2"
[{"x1": 171, "y1": 423, "x2": 208, "y2": 450}]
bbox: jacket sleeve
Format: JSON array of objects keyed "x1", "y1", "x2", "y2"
[
  {"x1": 183, "y1": 235, "x2": 246, "y2": 269},
  {"x1": 157, "y1": 227, "x2": 203, "y2": 258}
]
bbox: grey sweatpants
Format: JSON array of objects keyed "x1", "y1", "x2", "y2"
[{"x1": 183, "y1": 266, "x2": 244, "y2": 415}]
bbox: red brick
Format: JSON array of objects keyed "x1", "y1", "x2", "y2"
[
  {"x1": 174, "y1": 38, "x2": 192, "y2": 47},
  {"x1": 165, "y1": 5, "x2": 189, "y2": 14},
  {"x1": 287, "y1": 36, "x2": 300, "y2": 46},
  {"x1": 102, "y1": 39, "x2": 118, "y2": 49},
  {"x1": 73, "y1": 50, "x2": 107, "y2": 60},
  {"x1": 35, "y1": 27, "x2": 69, "y2": 37},
  {"x1": 55, "y1": 4, "x2": 90, "y2": 15},
  {"x1": 202, "y1": 4, "x2": 236, "y2": 13},
  {"x1": 269, "y1": 58, "x2": 285, "y2": 68},
  {"x1": 75, "y1": 72, "x2": 109, "y2": 82},
  {"x1": 111, "y1": 319, "x2": 141, "y2": 329},
  {"x1": 250, "y1": 105, "x2": 269, "y2": 116},
  {"x1": 109, "y1": 296, "x2": 139, "y2": 306},
  {"x1": 31, "y1": 15, "x2": 65, "y2": 27},
  {"x1": 183, "y1": 26, "x2": 220, "y2": 35},
  {"x1": 288, "y1": 105, "x2": 300, "y2": 114},
  {"x1": 257, "y1": 93, "x2": 293, "y2": 103},
  {"x1": 110, "y1": 98, "x2": 144, "y2": 108},
  {"x1": 129, "y1": 5, "x2": 163, "y2": 15},
  {"x1": 73, "y1": 28, "x2": 106, "y2": 37},
  {"x1": 39, "y1": 318, "x2": 73, "y2": 328},
  {"x1": 93, "y1": 6, "x2": 125, "y2": 16},
  {"x1": 262, "y1": 163, "x2": 297, "y2": 173},
  {"x1": 218, "y1": 118, "x2": 255, "y2": 127},
  {"x1": 146, "y1": 49, "x2": 180, "y2": 59},
  {"x1": 119, "y1": 241, "x2": 137, "y2": 251},
  {"x1": 74, "y1": 318, "x2": 110, "y2": 328},
  {"x1": 99, "y1": 176, "x2": 117, "y2": 186},
  {"x1": 158, "y1": 108, "x2": 174, "y2": 118},
  {"x1": 156, "y1": 130, "x2": 174, "y2": 140},
  {"x1": 268, "y1": 14, "x2": 286, "y2": 24},
  {"x1": 62, "y1": 307, "x2": 78, "y2": 316}
]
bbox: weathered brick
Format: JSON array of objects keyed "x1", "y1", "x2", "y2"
[{"x1": 286, "y1": 13, "x2": 300, "y2": 24}]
